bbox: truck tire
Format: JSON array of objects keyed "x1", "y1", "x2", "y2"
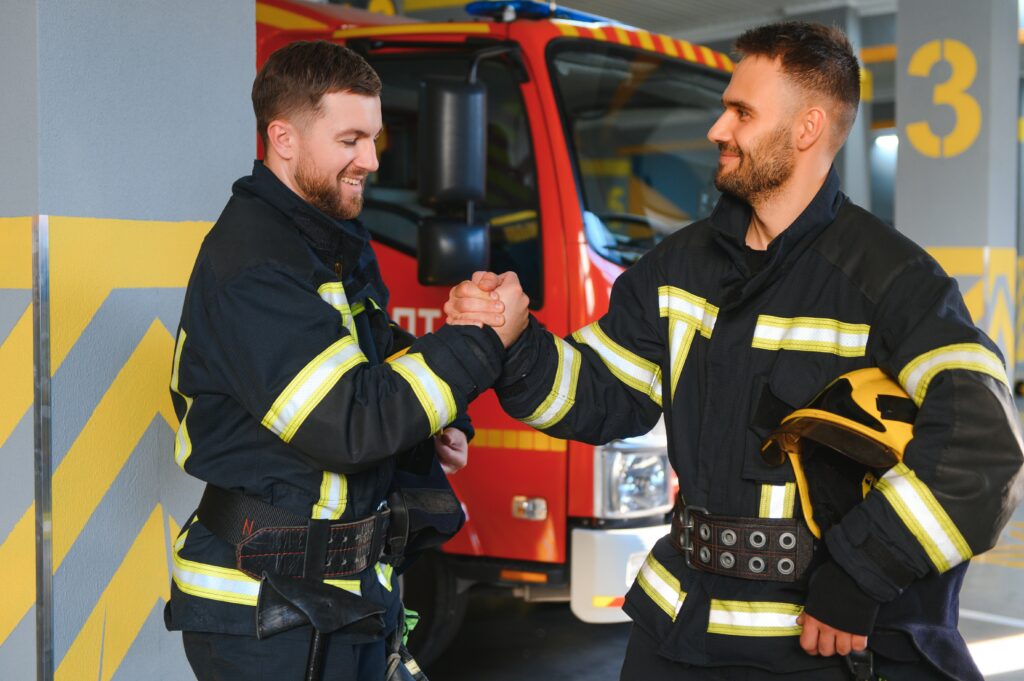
[{"x1": 400, "y1": 550, "x2": 468, "y2": 668}]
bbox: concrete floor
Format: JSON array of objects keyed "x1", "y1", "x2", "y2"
[{"x1": 425, "y1": 504, "x2": 1024, "y2": 681}]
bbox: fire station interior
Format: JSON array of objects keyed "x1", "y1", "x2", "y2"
[{"x1": 1, "y1": 0, "x2": 1022, "y2": 680}]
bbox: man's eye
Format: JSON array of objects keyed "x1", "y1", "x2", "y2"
[{"x1": 341, "y1": 139, "x2": 357, "y2": 146}]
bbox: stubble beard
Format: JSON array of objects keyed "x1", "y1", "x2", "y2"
[
  {"x1": 294, "y1": 157, "x2": 364, "y2": 221},
  {"x1": 713, "y1": 123, "x2": 796, "y2": 206}
]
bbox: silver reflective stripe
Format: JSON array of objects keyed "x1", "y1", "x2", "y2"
[
  {"x1": 658, "y1": 286, "x2": 718, "y2": 338},
  {"x1": 573, "y1": 322, "x2": 662, "y2": 407},
  {"x1": 170, "y1": 328, "x2": 194, "y2": 468},
  {"x1": 318, "y1": 282, "x2": 363, "y2": 343},
  {"x1": 707, "y1": 600, "x2": 803, "y2": 636},
  {"x1": 759, "y1": 484, "x2": 795, "y2": 519},
  {"x1": 172, "y1": 529, "x2": 260, "y2": 606},
  {"x1": 262, "y1": 336, "x2": 368, "y2": 442},
  {"x1": 898, "y1": 342, "x2": 1008, "y2": 406},
  {"x1": 752, "y1": 316, "x2": 869, "y2": 356},
  {"x1": 389, "y1": 352, "x2": 456, "y2": 434},
  {"x1": 667, "y1": 319, "x2": 697, "y2": 401},
  {"x1": 522, "y1": 335, "x2": 581, "y2": 429},
  {"x1": 312, "y1": 472, "x2": 347, "y2": 520},
  {"x1": 637, "y1": 553, "x2": 684, "y2": 620}
]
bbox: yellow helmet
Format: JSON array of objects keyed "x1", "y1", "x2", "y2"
[{"x1": 761, "y1": 368, "x2": 916, "y2": 538}]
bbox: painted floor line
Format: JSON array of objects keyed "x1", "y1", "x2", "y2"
[{"x1": 960, "y1": 609, "x2": 1024, "y2": 630}]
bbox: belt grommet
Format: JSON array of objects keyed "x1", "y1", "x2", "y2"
[
  {"x1": 699, "y1": 523, "x2": 712, "y2": 541},
  {"x1": 748, "y1": 556, "x2": 766, "y2": 573},
  {"x1": 721, "y1": 529, "x2": 737, "y2": 546},
  {"x1": 719, "y1": 551, "x2": 735, "y2": 569},
  {"x1": 749, "y1": 530, "x2": 767, "y2": 548},
  {"x1": 779, "y1": 531, "x2": 796, "y2": 550},
  {"x1": 699, "y1": 546, "x2": 712, "y2": 563},
  {"x1": 778, "y1": 557, "x2": 795, "y2": 575}
]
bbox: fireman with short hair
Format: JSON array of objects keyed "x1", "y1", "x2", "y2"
[
  {"x1": 163, "y1": 41, "x2": 526, "y2": 680},
  {"x1": 448, "y1": 21, "x2": 1024, "y2": 680}
]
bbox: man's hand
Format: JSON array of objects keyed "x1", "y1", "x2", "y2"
[
  {"x1": 434, "y1": 427, "x2": 468, "y2": 475},
  {"x1": 444, "y1": 271, "x2": 530, "y2": 348},
  {"x1": 797, "y1": 612, "x2": 868, "y2": 657}
]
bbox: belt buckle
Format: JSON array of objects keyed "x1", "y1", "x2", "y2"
[{"x1": 680, "y1": 505, "x2": 708, "y2": 569}]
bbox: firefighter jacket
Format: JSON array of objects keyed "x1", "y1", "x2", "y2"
[
  {"x1": 164, "y1": 161, "x2": 505, "y2": 637},
  {"x1": 497, "y1": 168, "x2": 1024, "y2": 678}
]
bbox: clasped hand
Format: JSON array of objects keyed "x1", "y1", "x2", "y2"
[{"x1": 444, "y1": 271, "x2": 530, "y2": 348}]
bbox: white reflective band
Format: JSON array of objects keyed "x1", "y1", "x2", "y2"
[
  {"x1": 876, "y1": 463, "x2": 972, "y2": 572},
  {"x1": 263, "y1": 335, "x2": 367, "y2": 443},
  {"x1": 759, "y1": 483, "x2": 795, "y2": 519},
  {"x1": 170, "y1": 329, "x2": 195, "y2": 469},
  {"x1": 376, "y1": 562, "x2": 395, "y2": 591},
  {"x1": 667, "y1": 319, "x2": 697, "y2": 401},
  {"x1": 751, "y1": 316, "x2": 869, "y2": 357},
  {"x1": 312, "y1": 472, "x2": 348, "y2": 520},
  {"x1": 522, "y1": 335, "x2": 581, "y2": 430},
  {"x1": 707, "y1": 600, "x2": 803, "y2": 636},
  {"x1": 318, "y1": 282, "x2": 365, "y2": 344},
  {"x1": 172, "y1": 528, "x2": 260, "y2": 606},
  {"x1": 389, "y1": 352, "x2": 457, "y2": 434},
  {"x1": 405, "y1": 659, "x2": 422, "y2": 676},
  {"x1": 573, "y1": 322, "x2": 663, "y2": 407},
  {"x1": 898, "y1": 342, "x2": 1008, "y2": 406},
  {"x1": 637, "y1": 553, "x2": 685, "y2": 620},
  {"x1": 658, "y1": 286, "x2": 718, "y2": 338}
]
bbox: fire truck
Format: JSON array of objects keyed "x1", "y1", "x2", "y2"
[{"x1": 257, "y1": 0, "x2": 731, "y2": 664}]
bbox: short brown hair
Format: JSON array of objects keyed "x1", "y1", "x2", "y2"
[
  {"x1": 253, "y1": 40, "x2": 382, "y2": 149},
  {"x1": 735, "y1": 22, "x2": 860, "y2": 148}
]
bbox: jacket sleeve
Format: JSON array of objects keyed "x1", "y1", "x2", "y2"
[
  {"x1": 196, "y1": 263, "x2": 501, "y2": 473},
  {"x1": 496, "y1": 255, "x2": 663, "y2": 444},
  {"x1": 806, "y1": 255, "x2": 1024, "y2": 633}
]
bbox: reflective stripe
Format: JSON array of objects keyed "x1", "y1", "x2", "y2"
[
  {"x1": 318, "y1": 282, "x2": 367, "y2": 344},
  {"x1": 898, "y1": 342, "x2": 1008, "y2": 406},
  {"x1": 658, "y1": 286, "x2": 718, "y2": 338},
  {"x1": 262, "y1": 335, "x2": 367, "y2": 443},
  {"x1": 376, "y1": 562, "x2": 395, "y2": 591},
  {"x1": 405, "y1": 659, "x2": 422, "y2": 676},
  {"x1": 521, "y1": 335, "x2": 581, "y2": 429},
  {"x1": 170, "y1": 328, "x2": 194, "y2": 468},
  {"x1": 389, "y1": 352, "x2": 457, "y2": 434},
  {"x1": 636, "y1": 552, "x2": 685, "y2": 620},
  {"x1": 707, "y1": 599, "x2": 803, "y2": 636},
  {"x1": 759, "y1": 483, "x2": 796, "y2": 519},
  {"x1": 172, "y1": 528, "x2": 260, "y2": 606},
  {"x1": 751, "y1": 316, "x2": 869, "y2": 357},
  {"x1": 312, "y1": 472, "x2": 347, "y2": 520},
  {"x1": 875, "y1": 462, "x2": 972, "y2": 572},
  {"x1": 667, "y1": 319, "x2": 697, "y2": 401},
  {"x1": 324, "y1": 579, "x2": 362, "y2": 596},
  {"x1": 573, "y1": 322, "x2": 663, "y2": 407}
]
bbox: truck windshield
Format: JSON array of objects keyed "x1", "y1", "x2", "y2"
[{"x1": 549, "y1": 44, "x2": 726, "y2": 266}]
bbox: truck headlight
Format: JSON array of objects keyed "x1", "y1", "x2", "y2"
[{"x1": 594, "y1": 417, "x2": 673, "y2": 519}]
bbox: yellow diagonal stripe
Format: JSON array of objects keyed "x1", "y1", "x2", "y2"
[
  {"x1": 56, "y1": 505, "x2": 171, "y2": 681},
  {"x1": 255, "y1": 2, "x2": 329, "y2": 30},
  {"x1": 0, "y1": 307, "x2": 33, "y2": 448},
  {"x1": 52, "y1": 321, "x2": 177, "y2": 569},
  {"x1": 48, "y1": 216, "x2": 210, "y2": 374},
  {"x1": 0, "y1": 505, "x2": 35, "y2": 646},
  {"x1": 0, "y1": 217, "x2": 32, "y2": 288}
]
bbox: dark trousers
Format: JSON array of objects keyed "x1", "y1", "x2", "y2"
[{"x1": 183, "y1": 627, "x2": 386, "y2": 681}]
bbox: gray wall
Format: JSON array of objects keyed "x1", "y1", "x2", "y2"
[{"x1": 0, "y1": 2, "x2": 39, "y2": 217}]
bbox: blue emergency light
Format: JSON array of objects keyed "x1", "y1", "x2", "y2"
[{"x1": 465, "y1": 0, "x2": 616, "y2": 24}]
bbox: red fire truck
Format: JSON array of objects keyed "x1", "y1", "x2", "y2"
[{"x1": 256, "y1": 0, "x2": 731, "y2": 663}]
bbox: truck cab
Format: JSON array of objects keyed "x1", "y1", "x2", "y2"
[{"x1": 257, "y1": 0, "x2": 731, "y2": 663}]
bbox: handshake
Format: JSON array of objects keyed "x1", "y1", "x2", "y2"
[{"x1": 444, "y1": 271, "x2": 530, "y2": 348}]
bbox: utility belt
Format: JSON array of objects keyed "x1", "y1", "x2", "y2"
[{"x1": 670, "y1": 494, "x2": 815, "y2": 582}]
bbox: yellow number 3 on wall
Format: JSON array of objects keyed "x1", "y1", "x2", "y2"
[{"x1": 906, "y1": 39, "x2": 981, "y2": 158}]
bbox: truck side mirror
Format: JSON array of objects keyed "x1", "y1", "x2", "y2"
[
  {"x1": 417, "y1": 77, "x2": 487, "y2": 205},
  {"x1": 417, "y1": 217, "x2": 490, "y2": 286}
]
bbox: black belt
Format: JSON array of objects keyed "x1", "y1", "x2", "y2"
[
  {"x1": 197, "y1": 485, "x2": 391, "y2": 581},
  {"x1": 670, "y1": 498, "x2": 814, "y2": 582}
]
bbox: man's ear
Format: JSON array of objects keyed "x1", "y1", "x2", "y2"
[
  {"x1": 265, "y1": 119, "x2": 297, "y2": 161},
  {"x1": 795, "y1": 107, "x2": 827, "y2": 151}
]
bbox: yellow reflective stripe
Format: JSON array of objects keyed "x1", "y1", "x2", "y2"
[
  {"x1": 668, "y1": 319, "x2": 697, "y2": 401},
  {"x1": 707, "y1": 600, "x2": 803, "y2": 636},
  {"x1": 318, "y1": 282, "x2": 363, "y2": 344},
  {"x1": 875, "y1": 463, "x2": 972, "y2": 572},
  {"x1": 637, "y1": 552, "x2": 685, "y2": 620},
  {"x1": 658, "y1": 285, "x2": 718, "y2": 338},
  {"x1": 751, "y1": 316, "x2": 869, "y2": 357},
  {"x1": 376, "y1": 562, "x2": 395, "y2": 591},
  {"x1": 171, "y1": 528, "x2": 260, "y2": 606},
  {"x1": 573, "y1": 322, "x2": 663, "y2": 407},
  {"x1": 170, "y1": 328, "x2": 194, "y2": 468},
  {"x1": 898, "y1": 342, "x2": 1008, "y2": 406},
  {"x1": 758, "y1": 483, "x2": 796, "y2": 519},
  {"x1": 389, "y1": 352, "x2": 457, "y2": 434},
  {"x1": 405, "y1": 659, "x2": 422, "y2": 676},
  {"x1": 324, "y1": 579, "x2": 361, "y2": 596},
  {"x1": 312, "y1": 472, "x2": 348, "y2": 520},
  {"x1": 262, "y1": 336, "x2": 368, "y2": 442},
  {"x1": 521, "y1": 335, "x2": 581, "y2": 429}
]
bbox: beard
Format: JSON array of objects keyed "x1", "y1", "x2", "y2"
[
  {"x1": 294, "y1": 156, "x2": 364, "y2": 221},
  {"x1": 714, "y1": 123, "x2": 795, "y2": 204}
]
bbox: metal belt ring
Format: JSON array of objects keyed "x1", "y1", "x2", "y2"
[
  {"x1": 779, "y1": 531, "x2": 797, "y2": 550},
  {"x1": 778, "y1": 557, "x2": 795, "y2": 575},
  {"x1": 699, "y1": 546, "x2": 712, "y2": 563},
  {"x1": 748, "y1": 556, "x2": 766, "y2": 573},
  {"x1": 720, "y1": 552, "x2": 736, "y2": 569},
  {"x1": 721, "y1": 528, "x2": 737, "y2": 546},
  {"x1": 699, "y1": 523, "x2": 712, "y2": 541},
  {"x1": 749, "y1": 530, "x2": 767, "y2": 548}
]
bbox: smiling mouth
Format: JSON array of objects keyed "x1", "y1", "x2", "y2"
[{"x1": 340, "y1": 176, "x2": 363, "y2": 188}]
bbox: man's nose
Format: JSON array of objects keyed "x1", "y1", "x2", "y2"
[
  {"x1": 356, "y1": 139, "x2": 379, "y2": 173},
  {"x1": 707, "y1": 112, "x2": 730, "y2": 145}
]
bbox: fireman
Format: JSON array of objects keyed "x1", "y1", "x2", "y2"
[
  {"x1": 447, "y1": 21, "x2": 1024, "y2": 681},
  {"x1": 163, "y1": 42, "x2": 526, "y2": 680}
]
